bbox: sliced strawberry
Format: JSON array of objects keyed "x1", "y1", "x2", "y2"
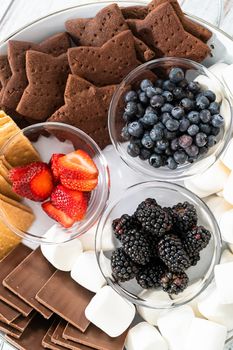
[
  {"x1": 49, "y1": 153, "x2": 64, "y2": 183},
  {"x1": 9, "y1": 166, "x2": 29, "y2": 183},
  {"x1": 58, "y1": 149, "x2": 99, "y2": 181},
  {"x1": 10, "y1": 162, "x2": 54, "y2": 201},
  {"x1": 42, "y1": 201, "x2": 75, "y2": 228},
  {"x1": 51, "y1": 184, "x2": 87, "y2": 221},
  {"x1": 60, "y1": 176, "x2": 98, "y2": 192}
]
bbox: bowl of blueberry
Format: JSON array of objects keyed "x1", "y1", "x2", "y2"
[
  {"x1": 108, "y1": 57, "x2": 233, "y2": 180},
  {"x1": 96, "y1": 181, "x2": 222, "y2": 309}
]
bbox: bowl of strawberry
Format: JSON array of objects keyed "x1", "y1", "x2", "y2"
[{"x1": 0, "y1": 122, "x2": 109, "y2": 243}]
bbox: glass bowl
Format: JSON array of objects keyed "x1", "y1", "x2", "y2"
[
  {"x1": 0, "y1": 122, "x2": 110, "y2": 244},
  {"x1": 95, "y1": 181, "x2": 222, "y2": 309},
  {"x1": 108, "y1": 57, "x2": 233, "y2": 181}
]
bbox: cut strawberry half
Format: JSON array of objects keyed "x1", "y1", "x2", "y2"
[
  {"x1": 49, "y1": 153, "x2": 64, "y2": 183},
  {"x1": 51, "y1": 184, "x2": 87, "y2": 221},
  {"x1": 42, "y1": 201, "x2": 75, "y2": 228},
  {"x1": 60, "y1": 176, "x2": 98, "y2": 192},
  {"x1": 58, "y1": 149, "x2": 99, "y2": 181}
]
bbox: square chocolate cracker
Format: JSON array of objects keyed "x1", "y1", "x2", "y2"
[
  {"x1": 43, "y1": 320, "x2": 68, "y2": 350},
  {"x1": 65, "y1": 4, "x2": 154, "y2": 62},
  {"x1": 68, "y1": 30, "x2": 140, "y2": 86},
  {"x1": 2, "y1": 32, "x2": 70, "y2": 114},
  {"x1": 16, "y1": 51, "x2": 70, "y2": 121},
  {"x1": 121, "y1": 5, "x2": 148, "y2": 19},
  {"x1": 127, "y1": 2, "x2": 210, "y2": 62},
  {"x1": 0, "y1": 55, "x2": 12, "y2": 105},
  {"x1": 48, "y1": 75, "x2": 117, "y2": 149}
]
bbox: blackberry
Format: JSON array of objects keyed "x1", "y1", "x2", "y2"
[
  {"x1": 135, "y1": 198, "x2": 173, "y2": 237},
  {"x1": 158, "y1": 234, "x2": 191, "y2": 272},
  {"x1": 121, "y1": 228, "x2": 152, "y2": 265},
  {"x1": 111, "y1": 248, "x2": 139, "y2": 282},
  {"x1": 189, "y1": 253, "x2": 200, "y2": 266},
  {"x1": 136, "y1": 259, "x2": 167, "y2": 289},
  {"x1": 160, "y1": 271, "x2": 189, "y2": 294},
  {"x1": 112, "y1": 214, "x2": 139, "y2": 241},
  {"x1": 172, "y1": 201, "x2": 197, "y2": 232},
  {"x1": 182, "y1": 226, "x2": 211, "y2": 257}
]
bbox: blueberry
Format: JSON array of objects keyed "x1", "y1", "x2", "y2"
[
  {"x1": 180, "y1": 98, "x2": 194, "y2": 111},
  {"x1": 161, "y1": 103, "x2": 174, "y2": 113},
  {"x1": 146, "y1": 86, "x2": 162, "y2": 98},
  {"x1": 207, "y1": 135, "x2": 216, "y2": 147},
  {"x1": 155, "y1": 79, "x2": 163, "y2": 88},
  {"x1": 162, "y1": 91, "x2": 173, "y2": 102},
  {"x1": 165, "y1": 119, "x2": 179, "y2": 131},
  {"x1": 185, "y1": 145, "x2": 199, "y2": 157},
  {"x1": 156, "y1": 139, "x2": 169, "y2": 151},
  {"x1": 128, "y1": 121, "x2": 144, "y2": 137},
  {"x1": 209, "y1": 101, "x2": 220, "y2": 115},
  {"x1": 187, "y1": 111, "x2": 200, "y2": 124},
  {"x1": 153, "y1": 147, "x2": 164, "y2": 154},
  {"x1": 186, "y1": 91, "x2": 195, "y2": 100},
  {"x1": 149, "y1": 154, "x2": 163, "y2": 168},
  {"x1": 211, "y1": 126, "x2": 221, "y2": 136},
  {"x1": 167, "y1": 157, "x2": 178, "y2": 170},
  {"x1": 200, "y1": 109, "x2": 211, "y2": 123},
  {"x1": 203, "y1": 90, "x2": 216, "y2": 102},
  {"x1": 211, "y1": 114, "x2": 224, "y2": 128},
  {"x1": 139, "y1": 92, "x2": 149, "y2": 104},
  {"x1": 130, "y1": 138, "x2": 142, "y2": 148},
  {"x1": 127, "y1": 143, "x2": 140, "y2": 157},
  {"x1": 199, "y1": 123, "x2": 211, "y2": 135},
  {"x1": 163, "y1": 130, "x2": 177, "y2": 140},
  {"x1": 141, "y1": 113, "x2": 158, "y2": 126},
  {"x1": 165, "y1": 147, "x2": 173, "y2": 156},
  {"x1": 141, "y1": 134, "x2": 155, "y2": 149},
  {"x1": 195, "y1": 132, "x2": 207, "y2": 147},
  {"x1": 145, "y1": 106, "x2": 156, "y2": 114},
  {"x1": 161, "y1": 112, "x2": 172, "y2": 125},
  {"x1": 198, "y1": 146, "x2": 209, "y2": 156},
  {"x1": 123, "y1": 112, "x2": 134, "y2": 123},
  {"x1": 179, "y1": 118, "x2": 190, "y2": 132},
  {"x1": 173, "y1": 151, "x2": 188, "y2": 164},
  {"x1": 150, "y1": 126, "x2": 164, "y2": 141},
  {"x1": 173, "y1": 87, "x2": 186, "y2": 100},
  {"x1": 187, "y1": 81, "x2": 201, "y2": 93},
  {"x1": 171, "y1": 106, "x2": 185, "y2": 119},
  {"x1": 125, "y1": 101, "x2": 138, "y2": 116},
  {"x1": 125, "y1": 90, "x2": 138, "y2": 102},
  {"x1": 150, "y1": 95, "x2": 165, "y2": 108},
  {"x1": 121, "y1": 126, "x2": 130, "y2": 140},
  {"x1": 139, "y1": 148, "x2": 152, "y2": 160},
  {"x1": 170, "y1": 138, "x2": 179, "y2": 151},
  {"x1": 163, "y1": 80, "x2": 176, "y2": 92},
  {"x1": 178, "y1": 79, "x2": 188, "y2": 89},
  {"x1": 187, "y1": 124, "x2": 199, "y2": 136},
  {"x1": 140, "y1": 79, "x2": 153, "y2": 91},
  {"x1": 179, "y1": 135, "x2": 193, "y2": 149},
  {"x1": 156, "y1": 122, "x2": 165, "y2": 129},
  {"x1": 196, "y1": 95, "x2": 210, "y2": 110},
  {"x1": 136, "y1": 103, "x2": 145, "y2": 119},
  {"x1": 169, "y1": 67, "x2": 185, "y2": 83}
]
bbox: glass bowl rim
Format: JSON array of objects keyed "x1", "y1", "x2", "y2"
[{"x1": 95, "y1": 180, "x2": 222, "y2": 309}]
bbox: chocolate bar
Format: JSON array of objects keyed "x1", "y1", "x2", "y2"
[
  {"x1": 10, "y1": 312, "x2": 35, "y2": 332},
  {"x1": 43, "y1": 320, "x2": 69, "y2": 350},
  {"x1": 3, "y1": 248, "x2": 55, "y2": 318},
  {"x1": 0, "y1": 319, "x2": 22, "y2": 338},
  {"x1": 0, "y1": 299, "x2": 20, "y2": 323},
  {"x1": 36, "y1": 271, "x2": 93, "y2": 332}
]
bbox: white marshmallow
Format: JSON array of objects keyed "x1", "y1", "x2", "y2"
[
  {"x1": 184, "y1": 179, "x2": 211, "y2": 198},
  {"x1": 137, "y1": 290, "x2": 171, "y2": 326},
  {"x1": 71, "y1": 251, "x2": 106, "y2": 293},
  {"x1": 198, "y1": 286, "x2": 233, "y2": 330},
  {"x1": 219, "y1": 209, "x2": 233, "y2": 243},
  {"x1": 209, "y1": 62, "x2": 229, "y2": 81},
  {"x1": 215, "y1": 262, "x2": 233, "y2": 304},
  {"x1": 41, "y1": 225, "x2": 83, "y2": 271},
  {"x1": 216, "y1": 190, "x2": 223, "y2": 197},
  {"x1": 221, "y1": 139, "x2": 233, "y2": 170},
  {"x1": 125, "y1": 322, "x2": 168, "y2": 350},
  {"x1": 220, "y1": 249, "x2": 233, "y2": 264},
  {"x1": 204, "y1": 195, "x2": 232, "y2": 223},
  {"x1": 85, "y1": 286, "x2": 135, "y2": 337},
  {"x1": 79, "y1": 220, "x2": 114, "y2": 252},
  {"x1": 194, "y1": 74, "x2": 223, "y2": 102},
  {"x1": 185, "y1": 160, "x2": 230, "y2": 198},
  {"x1": 223, "y1": 171, "x2": 233, "y2": 205},
  {"x1": 184, "y1": 318, "x2": 227, "y2": 350},
  {"x1": 157, "y1": 306, "x2": 194, "y2": 350},
  {"x1": 220, "y1": 98, "x2": 232, "y2": 131}
]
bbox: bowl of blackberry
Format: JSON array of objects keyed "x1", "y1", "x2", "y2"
[
  {"x1": 96, "y1": 181, "x2": 221, "y2": 309},
  {"x1": 109, "y1": 57, "x2": 232, "y2": 181}
]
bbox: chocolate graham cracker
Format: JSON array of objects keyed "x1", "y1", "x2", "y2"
[
  {"x1": 36, "y1": 270, "x2": 93, "y2": 332},
  {"x1": 2, "y1": 33, "x2": 70, "y2": 114},
  {"x1": 121, "y1": 5, "x2": 148, "y2": 19},
  {"x1": 0, "y1": 300, "x2": 20, "y2": 324},
  {"x1": 48, "y1": 75, "x2": 117, "y2": 149},
  {"x1": 16, "y1": 51, "x2": 70, "y2": 121},
  {"x1": 43, "y1": 320, "x2": 68, "y2": 350},
  {"x1": 0, "y1": 55, "x2": 12, "y2": 105},
  {"x1": 127, "y1": 2, "x2": 210, "y2": 62},
  {"x1": 64, "y1": 322, "x2": 127, "y2": 350},
  {"x1": 65, "y1": 4, "x2": 154, "y2": 62},
  {"x1": 3, "y1": 248, "x2": 55, "y2": 319},
  {"x1": 0, "y1": 244, "x2": 33, "y2": 316},
  {"x1": 68, "y1": 30, "x2": 140, "y2": 86}
]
